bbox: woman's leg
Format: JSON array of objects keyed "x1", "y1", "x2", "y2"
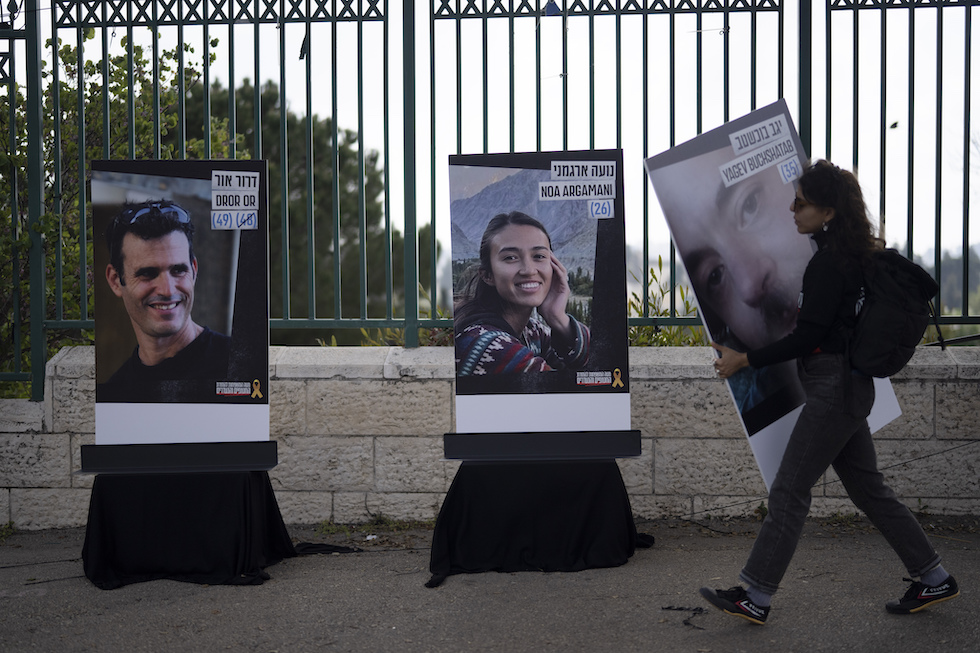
[
  {"x1": 832, "y1": 423, "x2": 941, "y2": 577},
  {"x1": 740, "y1": 355, "x2": 869, "y2": 594}
]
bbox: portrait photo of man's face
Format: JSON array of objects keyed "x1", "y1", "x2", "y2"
[
  {"x1": 92, "y1": 160, "x2": 271, "y2": 447},
  {"x1": 650, "y1": 146, "x2": 813, "y2": 352},
  {"x1": 94, "y1": 182, "x2": 236, "y2": 391},
  {"x1": 104, "y1": 203, "x2": 201, "y2": 354},
  {"x1": 645, "y1": 102, "x2": 812, "y2": 436}
]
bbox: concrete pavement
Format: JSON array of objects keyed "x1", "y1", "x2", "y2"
[{"x1": 1, "y1": 516, "x2": 976, "y2": 652}]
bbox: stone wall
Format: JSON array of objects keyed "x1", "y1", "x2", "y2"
[{"x1": 1, "y1": 345, "x2": 978, "y2": 529}]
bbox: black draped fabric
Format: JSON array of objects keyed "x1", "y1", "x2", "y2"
[
  {"x1": 427, "y1": 461, "x2": 642, "y2": 587},
  {"x1": 82, "y1": 471, "x2": 296, "y2": 589}
]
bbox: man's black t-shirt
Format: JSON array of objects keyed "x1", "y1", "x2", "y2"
[{"x1": 107, "y1": 327, "x2": 231, "y2": 385}]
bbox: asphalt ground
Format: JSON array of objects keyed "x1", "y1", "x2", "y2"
[{"x1": 1, "y1": 515, "x2": 977, "y2": 652}]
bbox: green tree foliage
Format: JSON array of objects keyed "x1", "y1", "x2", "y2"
[
  {"x1": 566, "y1": 267, "x2": 593, "y2": 325},
  {"x1": 1, "y1": 31, "x2": 213, "y2": 397},
  {"x1": 353, "y1": 287, "x2": 453, "y2": 347},
  {"x1": 2, "y1": 29, "x2": 431, "y2": 397},
  {"x1": 628, "y1": 257, "x2": 707, "y2": 347},
  {"x1": 915, "y1": 246, "x2": 980, "y2": 343}
]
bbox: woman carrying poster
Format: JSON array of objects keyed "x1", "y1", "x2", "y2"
[{"x1": 701, "y1": 161, "x2": 958, "y2": 624}]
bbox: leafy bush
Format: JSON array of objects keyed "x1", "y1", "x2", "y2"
[{"x1": 628, "y1": 256, "x2": 707, "y2": 347}]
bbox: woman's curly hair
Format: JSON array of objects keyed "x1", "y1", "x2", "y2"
[{"x1": 798, "y1": 160, "x2": 880, "y2": 259}]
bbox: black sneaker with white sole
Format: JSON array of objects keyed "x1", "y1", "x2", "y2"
[
  {"x1": 885, "y1": 575, "x2": 959, "y2": 614},
  {"x1": 699, "y1": 586, "x2": 770, "y2": 625}
]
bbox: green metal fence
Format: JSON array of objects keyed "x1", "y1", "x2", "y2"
[{"x1": 2, "y1": 0, "x2": 979, "y2": 400}]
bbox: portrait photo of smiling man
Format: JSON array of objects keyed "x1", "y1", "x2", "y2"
[
  {"x1": 91, "y1": 161, "x2": 271, "y2": 447},
  {"x1": 102, "y1": 200, "x2": 232, "y2": 385},
  {"x1": 646, "y1": 101, "x2": 813, "y2": 438}
]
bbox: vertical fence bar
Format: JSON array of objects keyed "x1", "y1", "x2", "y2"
[
  {"x1": 750, "y1": 5, "x2": 757, "y2": 110},
  {"x1": 934, "y1": 2, "x2": 944, "y2": 312},
  {"x1": 722, "y1": 7, "x2": 729, "y2": 123},
  {"x1": 26, "y1": 0, "x2": 45, "y2": 400},
  {"x1": 614, "y1": 6, "x2": 621, "y2": 148},
  {"x1": 73, "y1": 13, "x2": 87, "y2": 325},
  {"x1": 331, "y1": 12, "x2": 341, "y2": 319},
  {"x1": 127, "y1": 11, "x2": 136, "y2": 156},
  {"x1": 456, "y1": 6, "x2": 463, "y2": 153},
  {"x1": 852, "y1": 2, "x2": 859, "y2": 168},
  {"x1": 102, "y1": 13, "x2": 111, "y2": 159},
  {"x1": 777, "y1": 0, "x2": 784, "y2": 100},
  {"x1": 228, "y1": 9, "x2": 237, "y2": 160},
  {"x1": 422, "y1": 0, "x2": 433, "y2": 311},
  {"x1": 6, "y1": 12, "x2": 23, "y2": 378},
  {"x1": 536, "y1": 0, "x2": 542, "y2": 151},
  {"x1": 482, "y1": 6, "x2": 488, "y2": 153},
  {"x1": 824, "y1": 0, "x2": 832, "y2": 157},
  {"x1": 589, "y1": 5, "x2": 595, "y2": 148},
  {"x1": 879, "y1": 5, "x2": 887, "y2": 242},
  {"x1": 509, "y1": 5, "x2": 515, "y2": 153},
  {"x1": 49, "y1": 16, "x2": 63, "y2": 323},
  {"x1": 403, "y1": 0, "x2": 419, "y2": 345},
  {"x1": 279, "y1": 4, "x2": 291, "y2": 318},
  {"x1": 152, "y1": 13, "x2": 162, "y2": 158},
  {"x1": 666, "y1": 5, "x2": 677, "y2": 325},
  {"x1": 906, "y1": 4, "x2": 915, "y2": 259},
  {"x1": 963, "y1": 1, "x2": 973, "y2": 316},
  {"x1": 640, "y1": 6, "x2": 649, "y2": 321},
  {"x1": 76, "y1": 9, "x2": 89, "y2": 322},
  {"x1": 306, "y1": 15, "x2": 317, "y2": 318},
  {"x1": 561, "y1": 6, "x2": 567, "y2": 150},
  {"x1": 253, "y1": 2, "x2": 262, "y2": 159},
  {"x1": 695, "y1": 8, "x2": 702, "y2": 135},
  {"x1": 203, "y1": 14, "x2": 212, "y2": 156},
  {"x1": 933, "y1": 3, "x2": 940, "y2": 313},
  {"x1": 178, "y1": 8, "x2": 187, "y2": 158},
  {"x1": 385, "y1": 0, "x2": 394, "y2": 318},
  {"x1": 358, "y1": 11, "x2": 369, "y2": 318}
]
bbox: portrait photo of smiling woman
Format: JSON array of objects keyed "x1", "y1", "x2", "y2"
[
  {"x1": 448, "y1": 151, "x2": 630, "y2": 438},
  {"x1": 454, "y1": 211, "x2": 591, "y2": 376}
]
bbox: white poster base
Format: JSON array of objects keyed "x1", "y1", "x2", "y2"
[
  {"x1": 456, "y1": 393, "x2": 631, "y2": 434},
  {"x1": 749, "y1": 377, "x2": 901, "y2": 491},
  {"x1": 96, "y1": 403, "x2": 271, "y2": 445}
]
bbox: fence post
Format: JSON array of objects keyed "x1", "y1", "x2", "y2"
[
  {"x1": 26, "y1": 0, "x2": 45, "y2": 401},
  {"x1": 402, "y1": 0, "x2": 419, "y2": 346},
  {"x1": 798, "y1": 0, "x2": 812, "y2": 156}
]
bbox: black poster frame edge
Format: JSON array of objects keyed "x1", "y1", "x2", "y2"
[
  {"x1": 79, "y1": 441, "x2": 278, "y2": 474},
  {"x1": 443, "y1": 430, "x2": 641, "y2": 462}
]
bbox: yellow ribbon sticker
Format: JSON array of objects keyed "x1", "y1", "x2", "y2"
[
  {"x1": 251, "y1": 379, "x2": 263, "y2": 399},
  {"x1": 612, "y1": 368, "x2": 624, "y2": 388}
]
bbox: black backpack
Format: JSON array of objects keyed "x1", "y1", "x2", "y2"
[{"x1": 848, "y1": 249, "x2": 943, "y2": 378}]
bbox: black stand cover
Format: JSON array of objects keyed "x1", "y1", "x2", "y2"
[
  {"x1": 82, "y1": 471, "x2": 296, "y2": 589},
  {"x1": 427, "y1": 461, "x2": 645, "y2": 587}
]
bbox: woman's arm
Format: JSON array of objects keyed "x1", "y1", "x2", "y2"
[{"x1": 711, "y1": 342, "x2": 749, "y2": 379}]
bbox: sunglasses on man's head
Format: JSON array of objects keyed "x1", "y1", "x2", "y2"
[{"x1": 117, "y1": 203, "x2": 191, "y2": 225}]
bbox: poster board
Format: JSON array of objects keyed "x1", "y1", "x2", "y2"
[
  {"x1": 644, "y1": 100, "x2": 900, "y2": 488},
  {"x1": 447, "y1": 150, "x2": 636, "y2": 459},
  {"x1": 83, "y1": 160, "x2": 273, "y2": 472}
]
